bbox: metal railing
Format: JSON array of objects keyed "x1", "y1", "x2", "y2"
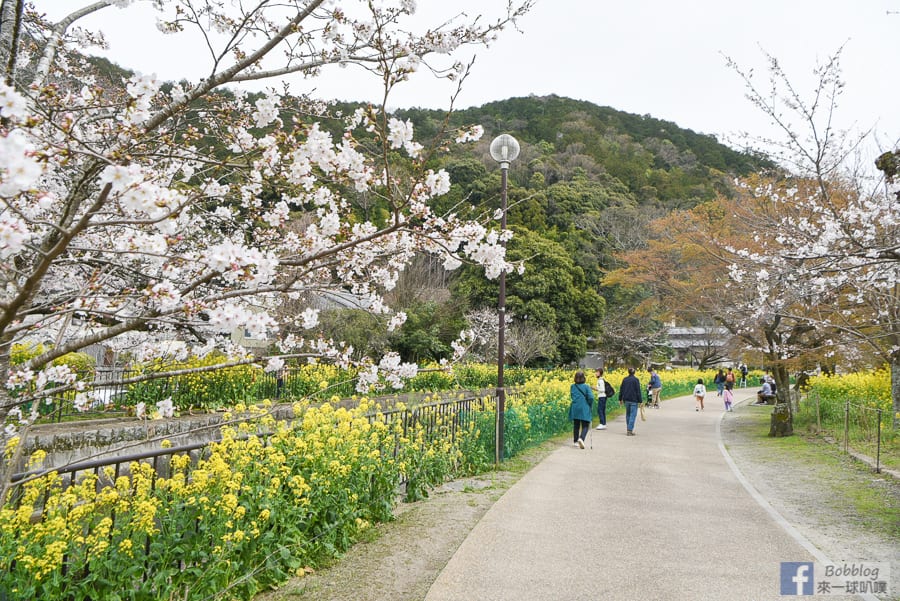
[
  {"x1": 7, "y1": 393, "x2": 493, "y2": 507},
  {"x1": 15, "y1": 367, "x2": 165, "y2": 423},
  {"x1": 841, "y1": 401, "x2": 887, "y2": 474},
  {"x1": 2, "y1": 392, "x2": 497, "y2": 598},
  {"x1": 23, "y1": 367, "x2": 284, "y2": 424},
  {"x1": 22, "y1": 366, "x2": 490, "y2": 424},
  {"x1": 804, "y1": 391, "x2": 889, "y2": 473}
]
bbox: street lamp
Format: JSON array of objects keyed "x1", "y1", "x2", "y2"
[{"x1": 489, "y1": 134, "x2": 519, "y2": 463}]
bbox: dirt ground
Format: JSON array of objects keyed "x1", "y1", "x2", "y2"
[
  {"x1": 257, "y1": 403, "x2": 900, "y2": 601},
  {"x1": 721, "y1": 405, "x2": 900, "y2": 595}
]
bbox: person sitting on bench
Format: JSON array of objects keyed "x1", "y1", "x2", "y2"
[{"x1": 755, "y1": 377, "x2": 776, "y2": 405}]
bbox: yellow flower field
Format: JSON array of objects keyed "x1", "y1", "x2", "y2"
[{"x1": 0, "y1": 380, "x2": 577, "y2": 600}]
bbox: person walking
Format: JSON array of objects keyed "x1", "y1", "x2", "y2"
[
  {"x1": 725, "y1": 367, "x2": 736, "y2": 391},
  {"x1": 569, "y1": 370, "x2": 594, "y2": 448},
  {"x1": 713, "y1": 369, "x2": 726, "y2": 397},
  {"x1": 619, "y1": 367, "x2": 642, "y2": 436},
  {"x1": 693, "y1": 378, "x2": 707, "y2": 411},
  {"x1": 723, "y1": 385, "x2": 734, "y2": 412},
  {"x1": 594, "y1": 367, "x2": 613, "y2": 430},
  {"x1": 723, "y1": 368, "x2": 735, "y2": 411},
  {"x1": 648, "y1": 368, "x2": 662, "y2": 408}
]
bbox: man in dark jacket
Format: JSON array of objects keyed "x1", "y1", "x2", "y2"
[{"x1": 619, "y1": 367, "x2": 643, "y2": 436}]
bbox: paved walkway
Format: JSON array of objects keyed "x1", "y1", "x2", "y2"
[{"x1": 424, "y1": 390, "x2": 865, "y2": 601}]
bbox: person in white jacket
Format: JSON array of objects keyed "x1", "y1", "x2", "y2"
[
  {"x1": 693, "y1": 378, "x2": 707, "y2": 411},
  {"x1": 594, "y1": 367, "x2": 612, "y2": 430}
]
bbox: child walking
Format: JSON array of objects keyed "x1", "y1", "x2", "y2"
[
  {"x1": 723, "y1": 386, "x2": 734, "y2": 412},
  {"x1": 693, "y1": 378, "x2": 706, "y2": 411}
]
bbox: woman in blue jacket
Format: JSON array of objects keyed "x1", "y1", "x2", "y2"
[{"x1": 569, "y1": 370, "x2": 594, "y2": 448}]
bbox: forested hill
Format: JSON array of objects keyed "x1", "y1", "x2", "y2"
[
  {"x1": 381, "y1": 95, "x2": 775, "y2": 364},
  {"x1": 395, "y1": 95, "x2": 772, "y2": 211},
  {"x1": 460, "y1": 95, "x2": 765, "y2": 174},
  {"x1": 81, "y1": 46, "x2": 767, "y2": 211},
  {"x1": 76, "y1": 49, "x2": 769, "y2": 207}
]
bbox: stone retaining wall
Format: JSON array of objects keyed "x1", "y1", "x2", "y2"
[
  {"x1": 12, "y1": 404, "x2": 298, "y2": 475},
  {"x1": 11, "y1": 389, "x2": 492, "y2": 475}
]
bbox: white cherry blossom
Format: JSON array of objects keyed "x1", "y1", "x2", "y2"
[{"x1": 0, "y1": 0, "x2": 534, "y2": 441}]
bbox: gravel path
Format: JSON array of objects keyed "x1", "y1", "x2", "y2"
[{"x1": 721, "y1": 401, "x2": 899, "y2": 596}]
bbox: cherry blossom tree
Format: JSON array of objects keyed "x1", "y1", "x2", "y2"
[
  {"x1": 0, "y1": 0, "x2": 533, "y2": 486},
  {"x1": 725, "y1": 48, "x2": 900, "y2": 427},
  {"x1": 458, "y1": 307, "x2": 506, "y2": 363},
  {"x1": 505, "y1": 319, "x2": 557, "y2": 366}
]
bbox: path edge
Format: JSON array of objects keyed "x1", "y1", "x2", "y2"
[{"x1": 715, "y1": 400, "x2": 879, "y2": 601}]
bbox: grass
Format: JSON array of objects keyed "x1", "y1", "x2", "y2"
[
  {"x1": 730, "y1": 405, "x2": 900, "y2": 541},
  {"x1": 793, "y1": 392, "x2": 899, "y2": 472}
]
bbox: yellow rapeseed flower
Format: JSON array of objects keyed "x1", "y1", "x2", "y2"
[
  {"x1": 27, "y1": 449, "x2": 47, "y2": 468},
  {"x1": 4, "y1": 435, "x2": 20, "y2": 459},
  {"x1": 119, "y1": 538, "x2": 134, "y2": 556}
]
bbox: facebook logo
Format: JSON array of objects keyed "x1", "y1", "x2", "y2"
[{"x1": 781, "y1": 562, "x2": 815, "y2": 595}]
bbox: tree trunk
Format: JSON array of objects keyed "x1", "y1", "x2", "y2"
[
  {"x1": 766, "y1": 356, "x2": 793, "y2": 436},
  {"x1": 769, "y1": 402, "x2": 793, "y2": 437},
  {"x1": 0, "y1": 0, "x2": 21, "y2": 83},
  {"x1": 892, "y1": 358, "x2": 899, "y2": 430}
]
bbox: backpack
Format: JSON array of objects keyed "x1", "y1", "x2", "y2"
[
  {"x1": 726, "y1": 372, "x2": 735, "y2": 383},
  {"x1": 604, "y1": 381, "x2": 615, "y2": 398}
]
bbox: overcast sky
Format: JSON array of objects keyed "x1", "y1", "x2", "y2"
[{"x1": 39, "y1": 1, "x2": 899, "y2": 162}]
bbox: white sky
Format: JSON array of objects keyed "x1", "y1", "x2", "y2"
[{"x1": 38, "y1": 1, "x2": 900, "y2": 161}]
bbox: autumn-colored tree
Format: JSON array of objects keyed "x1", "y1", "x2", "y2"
[{"x1": 606, "y1": 183, "x2": 844, "y2": 435}]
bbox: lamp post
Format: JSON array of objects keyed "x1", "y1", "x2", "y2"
[{"x1": 489, "y1": 134, "x2": 519, "y2": 463}]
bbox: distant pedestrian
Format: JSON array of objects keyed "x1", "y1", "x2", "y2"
[
  {"x1": 275, "y1": 367, "x2": 285, "y2": 399},
  {"x1": 619, "y1": 367, "x2": 642, "y2": 436},
  {"x1": 739, "y1": 363, "x2": 748, "y2": 387},
  {"x1": 594, "y1": 367, "x2": 614, "y2": 430},
  {"x1": 723, "y1": 386, "x2": 734, "y2": 412},
  {"x1": 725, "y1": 368, "x2": 736, "y2": 391},
  {"x1": 693, "y1": 378, "x2": 707, "y2": 411},
  {"x1": 569, "y1": 370, "x2": 594, "y2": 448},
  {"x1": 713, "y1": 369, "x2": 725, "y2": 396},
  {"x1": 648, "y1": 368, "x2": 662, "y2": 408}
]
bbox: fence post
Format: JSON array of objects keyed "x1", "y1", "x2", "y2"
[
  {"x1": 843, "y1": 401, "x2": 850, "y2": 453},
  {"x1": 876, "y1": 408, "x2": 882, "y2": 474},
  {"x1": 815, "y1": 391, "x2": 821, "y2": 433}
]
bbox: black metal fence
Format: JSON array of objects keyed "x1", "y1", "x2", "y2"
[
  {"x1": 7, "y1": 393, "x2": 493, "y2": 507},
  {"x1": 22, "y1": 366, "x2": 335, "y2": 424}
]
